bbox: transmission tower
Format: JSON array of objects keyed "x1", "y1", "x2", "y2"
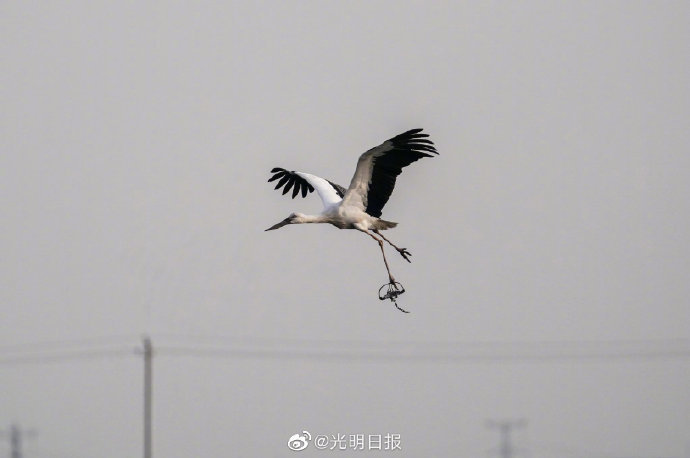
[
  {"x1": 486, "y1": 419, "x2": 527, "y2": 458},
  {"x1": 0, "y1": 424, "x2": 37, "y2": 458}
]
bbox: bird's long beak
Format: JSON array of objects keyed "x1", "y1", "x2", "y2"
[{"x1": 265, "y1": 217, "x2": 291, "y2": 231}]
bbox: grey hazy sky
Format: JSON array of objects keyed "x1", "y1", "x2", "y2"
[{"x1": 2, "y1": 2, "x2": 689, "y2": 457}]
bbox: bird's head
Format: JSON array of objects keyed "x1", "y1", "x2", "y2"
[{"x1": 265, "y1": 212, "x2": 304, "y2": 231}]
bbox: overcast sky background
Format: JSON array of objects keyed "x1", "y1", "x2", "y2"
[{"x1": 1, "y1": 1, "x2": 689, "y2": 457}]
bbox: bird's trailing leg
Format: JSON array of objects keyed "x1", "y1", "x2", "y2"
[
  {"x1": 373, "y1": 229, "x2": 411, "y2": 263},
  {"x1": 362, "y1": 229, "x2": 409, "y2": 313},
  {"x1": 362, "y1": 229, "x2": 396, "y2": 283}
]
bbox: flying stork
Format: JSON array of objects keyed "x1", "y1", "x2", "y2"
[{"x1": 266, "y1": 128, "x2": 438, "y2": 305}]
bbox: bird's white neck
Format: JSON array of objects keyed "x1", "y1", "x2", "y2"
[{"x1": 293, "y1": 213, "x2": 329, "y2": 224}]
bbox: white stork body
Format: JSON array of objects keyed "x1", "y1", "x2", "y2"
[{"x1": 266, "y1": 128, "x2": 438, "y2": 283}]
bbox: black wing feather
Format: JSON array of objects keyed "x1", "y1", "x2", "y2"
[
  {"x1": 267, "y1": 168, "x2": 316, "y2": 200},
  {"x1": 365, "y1": 128, "x2": 438, "y2": 218},
  {"x1": 282, "y1": 178, "x2": 295, "y2": 195},
  {"x1": 274, "y1": 174, "x2": 290, "y2": 190},
  {"x1": 327, "y1": 180, "x2": 347, "y2": 198}
]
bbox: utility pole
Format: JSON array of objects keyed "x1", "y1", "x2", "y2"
[
  {"x1": 486, "y1": 419, "x2": 527, "y2": 458},
  {"x1": 0, "y1": 424, "x2": 37, "y2": 458},
  {"x1": 142, "y1": 336, "x2": 153, "y2": 458}
]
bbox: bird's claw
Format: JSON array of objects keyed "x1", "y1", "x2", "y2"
[{"x1": 398, "y1": 248, "x2": 412, "y2": 263}]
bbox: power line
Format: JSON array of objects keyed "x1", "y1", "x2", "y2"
[
  {"x1": 152, "y1": 345, "x2": 690, "y2": 362},
  {"x1": 151, "y1": 337, "x2": 690, "y2": 362},
  {"x1": 0, "y1": 337, "x2": 689, "y2": 364},
  {"x1": 0, "y1": 335, "x2": 140, "y2": 353},
  {"x1": 0, "y1": 348, "x2": 135, "y2": 365},
  {"x1": 153, "y1": 334, "x2": 690, "y2": 351}
]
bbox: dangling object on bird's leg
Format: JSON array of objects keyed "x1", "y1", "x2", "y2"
[{"x1": 378, "y1": 281, "x2": 409, "y2": 313}]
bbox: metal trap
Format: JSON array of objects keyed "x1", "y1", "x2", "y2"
[{"x1": 378, "y1": 281, "x2": 409, "y2": 313}]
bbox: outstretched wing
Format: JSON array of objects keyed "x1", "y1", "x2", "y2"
[
  {"x1": 268, "y1": 168, "x2": 345, "y2": 209},
  {"x1": 341, "y1": 128, "x2": 438, "y2": 218}
]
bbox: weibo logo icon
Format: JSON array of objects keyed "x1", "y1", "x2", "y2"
[{"x1": 287, "y1": 431, "x2": 311, "y2": 451}]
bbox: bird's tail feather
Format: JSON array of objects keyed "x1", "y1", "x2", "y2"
[{"x1": 375, "y1": 219, "x2": 398, "y2": 230}]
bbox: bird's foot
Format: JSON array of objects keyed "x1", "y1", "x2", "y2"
[
  {"x1": 396, "y1": 247, "x2": 412, "y2": 263},
  {"x1": 378, "y1": 281, "x2": 409, "y2": 313}
]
